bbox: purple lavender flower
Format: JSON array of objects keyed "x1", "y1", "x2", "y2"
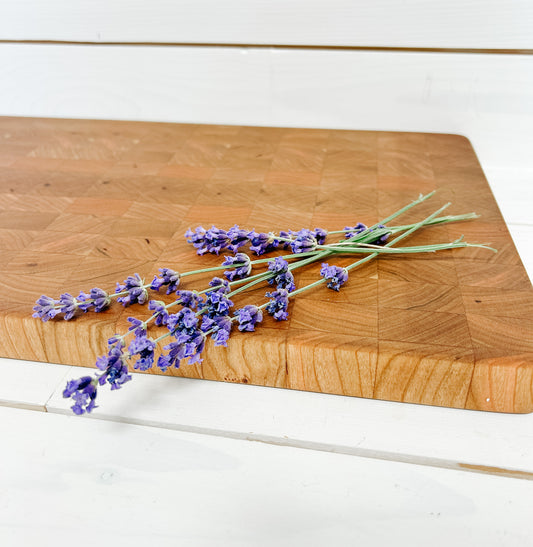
[
  {"x1": 150, "y1": 267, "x2": 180, "y2": 294},
  {"x1": 314, "y1": 227, "x2": 328, "y2": 245},
  {"x1": 210, "y1": 315, "x2": 233, "y2": 347},
  {"x1": 223, "y1": 253, "x2": 252, "y2": 281},
  {"x1": 271, "y1": 230, "x2": 292, "y2": 250},
  {"x1": 158, "y1": 309, "x2": 206, "y2": 369},
  {"x1": 176, "y1": 290, "x2": 204, "y2": 309},
  {"x1": 78, "y1": 287, "x2": 111, "y2": 313},
  {"x1": 248, "y1": 230, "x2": 277, "y2": 255},
  {"x1": 372, "y1": 224, "x2": 391, "y2": 245},
  {"x1": 208, "y1": 277, "x2": 231, "y2": 294},
  {"x1": 159, "y1": 330, "x2": 206, "y2": 369},
  {"x1": 265, "y1": 289, "x2": 290, "y2": 321},
  {"x1": 128, "y1": 335, "x2": 156, "y2": 371},
  {"x1": 167, "y1": 307, "x2": 198, "y2": 333},
  {"x1": 148, "y1": 299, "x2": 169, "y2": 325},
  {"x1": 200, "y1": 289, "x2": 234, "y2": 319},
  {"x1": 63, "y1": 376, "x2": 98, "y2": 415},
  {"x1": 344, "y1": 223, "x2": 367, "y2": 239},
  {"x1": 227, "y1": 224, "x2": 250, "y2": 252},
  {"x1": 127, "y1": 317, "x2": 147, "y2": 337},
  {"x1": 185, "y1": 226, "x2": 208, "y2": 254},
  {"x1": 320, "y1": 263, "x2": 349, "y2": 291},
  {"x1": 267, "y1": 257, "x2": 296, "y2": 292},
  {"x1": 95, "y1": 340, "x2": 132, "y2": 390},
  {"x1": 290, "y1": 229, "x2": 317, "y2": 254},
  {"x1": 56, "y1": 293, "x2": 78, "y2": 320},
  {"x1": 203, "y1": 226, "x2": 230, "y2": 255},
  {"x1": 32, "y1": 295, "x2": 59, "y2": 322},
  {"x1": 234, "y1": 305, "x2": 263, "y2": 332},
  {"x1": 116, "y1": 273, "x2": 148, "y2": 306}
]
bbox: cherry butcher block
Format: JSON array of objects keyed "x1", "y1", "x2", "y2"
[{"x1": 0, "y1": 117, "x2": 531, "y2": 413}]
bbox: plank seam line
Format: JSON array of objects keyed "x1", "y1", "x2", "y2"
[
  {"x1": 0, "y1": 40, "x2": 532, "y2": 55},
  {"x1": 39, "y1": 404, "x2": 533, "y2": 481}
]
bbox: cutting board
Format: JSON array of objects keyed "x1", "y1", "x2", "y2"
[{"x1": 0, "y1": 117, "x2": 532, "y2": 413}]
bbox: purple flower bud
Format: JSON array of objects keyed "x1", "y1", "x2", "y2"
[
  {"x1": 185, "y1": 226, "x2": 208, "y2": 254},
  {"x1": 32, "y1": 295, "x2": 60, "y2": 322},
  {"x1": 320, "y1": 263, "x2": 349, "y2": 291},
  {"x1": 116, "y1": 273, "x2": 148, "y2": 306},
  {"x1": 290, "y1": 229, "x2": 317, "y2": 254},
  {"x1": 128, "y1": 335, "x2": 156, "y2": 371},
  {"x1": 78, "y1": 287, "x2": 111, "y2": 313},
  {"x1": 267, "y1": 257, "x2": 295, "y2": 292},
  {"x1": 200, "y1": 289, "x2": 234, "y2": 319},
  {"x1": 95, "y1": 340, "x2": 131, "y2": 391},
  {"x1": 208, "y1": 276, "x2": 231, "y2": 294},
  {"x1": 148, "y1": 300, "x2": 170, "y2": 325},
  {"x1": 313, "y1": 227, "x2": 328, "y2": 245},
  {"x1": 223, "y1": 252, "x2": 252, "y2": 281},
  {"x1": 62, "y1": 376, "x2": 98, "y2": 415},
  {"x1": 227, "y1": 224, "x2": 250, "y2": 252},
  {"x1": 234, "y1": 305, "x2": 263, "y2": 331},
  {"x1": 265, "y1": 289, "x2": 290, "y2": 321},
  {"x1": 203, "y1": 226, "x2": 231, "y2": 255},
  {"x1": 167, "y1": 308, "x2": 198, "y2": 333},
  {"x1": 58, "y1": 293, "x2": 78, "y2": 320},
  {"x1": 176, "y1": 290, "x2": 204, "y2": 309},
  {"x1": 344, "y1": 223, "x2": 367, "y2": 239},
  {"x1": 248, "y1": 230, "x2": 278, "y2": 255},
  {"x1": 150, "y1": 267, "x2": 180, "y2": 294},
  {"x1": 127, "y1": 317, "x2": 147, "y2": 337},
  {"x1": 210, "y1": 315, "x2": 233, "y2": 346}
]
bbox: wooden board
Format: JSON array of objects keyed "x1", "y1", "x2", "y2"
[{"x1": 0, "y1": 116, "x2": 531, "y2": 413}]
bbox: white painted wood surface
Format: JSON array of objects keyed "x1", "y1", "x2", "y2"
[
  {"x1": 0, "y1": 44, "x2": 532, "y2": 175},
  {"x1": 1, "y1": 0, "x2": 532, "y2": 49},
  {"x1": 1, "y1": 406, "x2": 532, "y2": 547}
]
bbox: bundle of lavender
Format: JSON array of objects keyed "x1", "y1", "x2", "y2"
[{"x1": 33, "y1": 192, "x2": 495, "y2": 415}]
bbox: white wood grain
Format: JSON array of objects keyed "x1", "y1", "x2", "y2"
[
  {"x1": 1, "y1": 405, "x2": 532, "y2": 547},
  {"x1": 0, "y1": 44, "x2": 532, "y2": 175},
  {"x1": 1, "y1": 0, "x2": 532, "y2": 49},
  {"x1": 0, "y1": 357, "x2": 70, "y2": 411},
  {"x1": 42, "y1": 362, "x2": 533, "y2": 479}
]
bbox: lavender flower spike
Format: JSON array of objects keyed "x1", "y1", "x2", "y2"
[
  {"x1": 63, "y1": 376, "x2": 98, "y2": 415},
  {"x1": 227, "y1": 224, "x2": 250, "y2": 252},
  {"x1": 116, "y1": 273, "x2": 148, "y2": 306},
  {"x1": 58, "y1": 293, "x2": 79, "y2": 320},
  {"x1": 128, "y1": 335, "x2": 156, "y2": 371},
  {"x1": 32, "y1": 295, "x2": 60, "y2": 322},
  {"x1": 320, "y1": 263, "x2": 349, "y2": 291},
  {"x1": 267, "y1": 257, "x2": 295, "y2": 292},
  {"x1": 265, "y1": 289, "x2": 290, "y2": 321},
  {"x1": 290, "y1": 229, "x2": 317, "y2": 254},
  {"x1": 223, "y1": 252, "x2": 252, "y2": 281},
  {"x1": 95, "y1": 340, "x2": 132, "y2": 390},
  {"x1": 235, "y1": 305, "x2": 263, "y2": 332},
  {"x1": 185, "y1": 226, "x2": 208, "y2": 254},
  {"x1": 78, "y1": 287, "x2": 111, "y2": 313},
  {"x1": 150, "y1": 267, "x2": 180, "y2": 294},
  {"x1": 344, "y1": 223, "x2": 367, "y2": 239}
]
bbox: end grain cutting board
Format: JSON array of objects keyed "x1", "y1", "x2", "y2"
[{"x1": 0, "y1": 117, "x2": 532, "y2": 413}]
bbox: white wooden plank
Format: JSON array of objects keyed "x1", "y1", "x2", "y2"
[
  {"x1": 0, "y1": 45, "x2": 532, "y2": 173},
  {"x1": 0, "y1": 357, "x2": 70, "y2": 411},
  {"x1": 1, "y1": 405, "x2": 532, "y2": 547},
  {"x1": 1, "y1": 0, "x2": 532, "y2": 49},
  {"x1": 45, "y1": 364, "x2": 533, "y2": 479},
  {"x1": 485, "y1": 167, "x2": 533, "y2": 226}
]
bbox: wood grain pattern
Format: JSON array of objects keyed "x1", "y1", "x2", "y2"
[{"x1": 0, "y1": 116, "x2": 531, "y2": 413}]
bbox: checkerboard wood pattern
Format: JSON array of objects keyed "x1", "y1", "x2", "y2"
[{"x1": 1, "y1": 117, "x2": 532, "y2": 412}]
